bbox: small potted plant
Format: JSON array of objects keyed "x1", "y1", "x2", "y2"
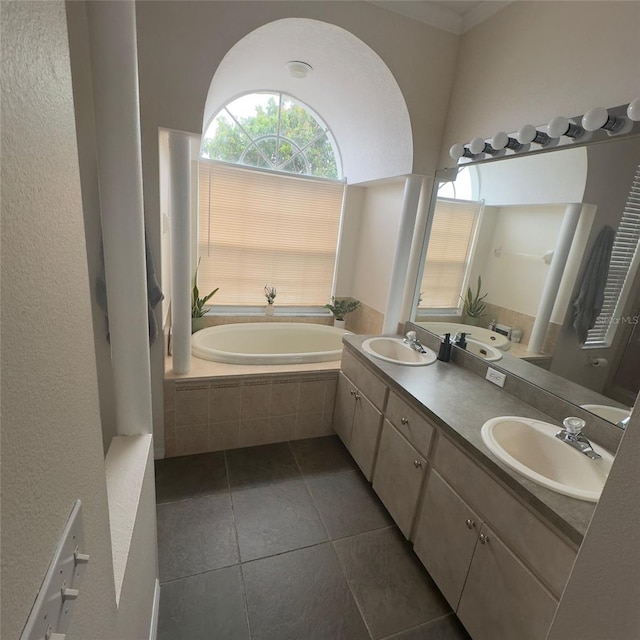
[
  {"x1": 461, "y1": 276, "x2": 487, "y2": 326},
  {"x1": 191, "y1": 259, "x2": 219, "y2": 333},
  {"x1": 325, "y1": 296, "x2": 360, "y2": 329},
  {"x1": 264, "y1": 285, "x2": 276, "y2": 316}
]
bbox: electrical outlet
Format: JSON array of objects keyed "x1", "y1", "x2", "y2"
[{"x1": 485, "y1": 367, "x2": 506, "y2": 388}]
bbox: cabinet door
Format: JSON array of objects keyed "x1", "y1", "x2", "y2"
[
  {"x1": 457, "y1": 524, "x2": 557, "y2": 640},
  {"x1": 333, "y1": 372, "x2": 355, "y2": 447},
  {"x1": 413, "y1": 470, "x2": 480, "y2": 610},
  {"x1": 372, "y1": 420, "x2": 427, "y2": 538},
  {"x1": 349, "y1": 390, "x2": 383, "y2": 481}
]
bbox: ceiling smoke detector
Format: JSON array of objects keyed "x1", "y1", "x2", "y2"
[{"x1": 285, "y1": 61, "x2": 313, "y2": 79}]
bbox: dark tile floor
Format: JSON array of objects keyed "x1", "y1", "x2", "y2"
[{"x1": 155, "y1": 436, "x2": 472, "y2": 640}]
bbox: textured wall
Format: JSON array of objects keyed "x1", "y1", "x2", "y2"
[
  {"x1": 1, "y1": 3, "x2": 119, "y2": 637},
  {"x1": 0, "y1": 3, "x2": 156, "y2": 638}
]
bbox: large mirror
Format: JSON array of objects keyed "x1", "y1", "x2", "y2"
[{"x1": 409, "y1": 130, "x2": 640, "y2": 426}]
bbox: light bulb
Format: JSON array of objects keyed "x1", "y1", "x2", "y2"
[
  {"x1": 547, "y1": 116, "x2": 585, "y2": 140},
  {"x1": 449, "y1": 144, "x2": 465, "y2": 160},
  {"x1": 517, "y1": 124, "x2": 551, "y2": 146},
  {"x1": 469, "y1": 137, "x2": 487, "y2": 155},
  {"x1": 627, "y1": 98, "x2": 640, "y2": 122},
  {"x1": 492, "y1": 131, "x2": 525, "y2": 152},
  {"x1": 285, "y1": 61, "x2": 312, "y2": 78},
  {"x1": 582, "y1": 107, "x2": 609, "y2": 131}
]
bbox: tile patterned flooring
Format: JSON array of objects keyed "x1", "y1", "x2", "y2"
[{"x1": 155, "y1": 436, "x2": 472, "y2": 640}]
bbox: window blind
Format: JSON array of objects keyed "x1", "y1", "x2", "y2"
[
  {"x1": 418, "y1": 198, "x2": 482, "y2": 310},
  {"x1": 585, "y1": 164, "x2": 640, "y2": 346},
  {"x1": 197, "y1": 160, "x2": 345, "y2": 306}
]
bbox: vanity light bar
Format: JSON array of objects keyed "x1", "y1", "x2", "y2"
[{"x1": 450, "y1": 99, "x2": 640, "y2": 164}]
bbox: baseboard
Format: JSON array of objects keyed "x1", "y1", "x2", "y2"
[
  {"x1": 149, "y1": 578, "x2": 160, "y2": 640},
  {"x1": 154, "y1": 446, "x2": 165, "y2": 460}
]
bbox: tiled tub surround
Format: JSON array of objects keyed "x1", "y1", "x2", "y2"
[{"x1": 164, "y1": 366, "x2": 338, "y2": 457}]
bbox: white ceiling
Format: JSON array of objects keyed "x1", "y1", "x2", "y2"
[{"x1": 370, "y1": 1, "x2": 512, "y2": 34}]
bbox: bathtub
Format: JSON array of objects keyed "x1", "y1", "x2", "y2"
[{"x1": 191, "y1": 322, "x2": 350, "y2": 364}]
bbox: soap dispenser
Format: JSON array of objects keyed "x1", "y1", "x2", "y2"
[
  {"x1": 456, "y1": 332, "x2": 468, "y2": 350},
  {"x1": 437, "y1": 333, "x2": 452, "y2": 362}
]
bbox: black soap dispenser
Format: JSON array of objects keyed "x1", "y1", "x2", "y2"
[
  {"x1": 437, "y1": 333, "x2": 452, "y2": 362},
  {"x1": 457, "y1": 332, "x2": 468, "y2": 350}
]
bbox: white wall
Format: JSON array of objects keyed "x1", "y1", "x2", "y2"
[
  {"x1": 1, "y1": 3, "x2": 156, "y2": 638},
  {"x1": 441, "y1": 1, "x2": 640, "y2": 164},
  {"x1": 351, "y1": 181, "x2": 406, "y2": 313}
]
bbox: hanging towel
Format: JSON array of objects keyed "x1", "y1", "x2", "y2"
[
  {"x1": 572, "y1": 225, "x2": 615, "y2": 343},
  {"x1": 95, "y1": 228, "x2": 164, "y2": 346}
]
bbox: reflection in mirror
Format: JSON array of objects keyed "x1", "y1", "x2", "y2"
[{"x1": 410, "y1": 134, "x2": 640, "y2": 426}]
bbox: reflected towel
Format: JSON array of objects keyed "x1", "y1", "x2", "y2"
[{"x1": 572, "y1": 225, "x2": 615, "y2": 343}]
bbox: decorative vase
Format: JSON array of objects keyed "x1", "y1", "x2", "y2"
[
  {"x1": 191, "y1": 317, "x2": 205, "y2": 333},
  {"x1": 266, "y1": 304, "x2": 274, "y2": 317},
  {"x1": 334, "y1": 318, "x2": 346, "y2": 329},
  {"x1": 465, "y1": 315, "x2": 482, "y2": 327}
]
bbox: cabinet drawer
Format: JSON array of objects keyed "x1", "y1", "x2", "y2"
[
  {"x1": 433, "y1": 435, "x2": 577, "y2": 599},
  {"x1": 385, "y1": 390, "x2": 435, "y2": 458},
  {"x1": 373, "y1": 420, "x2": 427, "y2": 538},
  {"x1": 341, "y1": 350, "x2": 389, "y2": 412}
]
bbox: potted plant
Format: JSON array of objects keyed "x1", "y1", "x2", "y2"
[
  {"x1": 191, "y1": 259, "x2": 219, "y2": 333},
  {"x1": 461, "y1": 276, "x2": 487, "y2": 326},
  {"x1": 264, "y1": 285, "x2": 276, "y2": 316},
  {"x1": 325, "y1": 296, "x2": 360, "y2": 328}
]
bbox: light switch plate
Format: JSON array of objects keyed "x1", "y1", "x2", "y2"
[
  {"x1": 486, "y1": 367, "x2": 506, "y2": 388},
  {"x1": 21, "y1": 500, "x2": 88, "y2": 640}
]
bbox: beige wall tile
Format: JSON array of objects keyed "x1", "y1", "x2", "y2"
[
  {"x1": 269, "y1": 415, "x2": 296, "y2": 443},
  {"x1": 175, "y1": 388, "x2": 209, "y2": 427},
  {"x1": 209, "y1": 421, "x2": 239, "y2": 452},
  {"x1": 175, "y1": 425, "x2": 209, "y2": 456},
  {"x1": 298, "y1": 380, "x2": 325, "y2": 414},
  {"x1": 295, "y1": 412, "x2": 332, "y2": 439},
  {"x1": 239, "y1": 417, "x2": 271, "y2": 448},
  {"x1": 270, "y1": 380, "x2": 299, "y2": 416},
  {"x1": 165, "y1": 437, "x2": 177, "y2": 458},
  {"x1": 323, "y1": 377, "x2": 338, "y2": 413},
  {"x1": 164, "y1": 409, "x2": 175, "y2": 441},
  {"x1": 163, "y1": 380, "x2": 175, "y2": 411},
  {"x1": 210, "y1": 385, "x2": 241, "y2": 423},
  {"x1": 241, "y1": 382, "x2": 272, "y2": 420}
]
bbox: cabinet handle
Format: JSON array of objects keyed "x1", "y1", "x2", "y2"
[
  {"x1": 354, "y1": 391, "x2": 361, "y2": 400},
  {"x1": 401, "y1": 417, "x2": 409, "y2": 425},
  {"x1": 479, "y1": 533, "x2": 489, "y2": 545},
  {"x1": 465, "y1": 519, "x2": 476, "y2": 529},
  {"x1": 413, "y1": 460, "x2": 422, "y2": 468},
  {"x1": 349, "y1": 389, "x2": 356, "y2": 396}
]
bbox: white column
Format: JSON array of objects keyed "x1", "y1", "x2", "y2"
[
  {"x1": 528, "y1": 203, "x2": 582, "y2": 353},
  {"x1": 87, "y1": 1, "x2": 152, "y2": 436},
  {"x1": 169, "y1": 133, "x2": 192, "y2": 373},
  {"x1": 383, "y1": 175, "x2": 423, "y2": 334}
]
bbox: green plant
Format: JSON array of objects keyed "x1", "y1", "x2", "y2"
[
  {"x1": 462, "y1": 276, "x2": 488, "y2": 318},
  {"x1": 192, "y1": 259, "x2": 219, "y2": 318},
  {"x1": 324, "y1": 297, "x2": 361, "y2": 321},
  {"x1": 264, "y1": 285, "x2": 277, "y2": 304}
]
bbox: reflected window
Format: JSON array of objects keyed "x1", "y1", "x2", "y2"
[
  {"x1": 418, "y1": 198, "x2": 483, "y2": 311},
  {"x1": 437, "y1": 166, "x2": 477, "y2": 200}
]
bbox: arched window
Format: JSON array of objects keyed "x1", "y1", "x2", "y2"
[
  {"x1": 202, "y1": 92, "x2": 342, "y2": 179},
  {"x1": 197, "y1": 92, "x2": 345, "y2": 309}
]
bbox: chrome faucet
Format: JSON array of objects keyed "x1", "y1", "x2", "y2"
[
  {"x1": 555, "y1": 417, "x2": 601, "y2": 460},
  {"x1": 404, "y1": 331, "x2": 426, "y2": 353},
  {"x1": 616, "y1": 415, "x2": 631, "y2": 430},
  {"x1": 453, "y1": 332, "x2": 471, "y2": 344}
]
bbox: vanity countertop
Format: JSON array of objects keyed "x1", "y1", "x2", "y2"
[{"x1": 344, "y1": 334, "x2": 599, "y2": 545}]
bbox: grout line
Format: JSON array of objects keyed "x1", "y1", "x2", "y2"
[
  {"x1": 159, "y1": 560, "x2": 240, "y2": 586},
  {"x1": 377, "y1": 612, "x2": 461, "y2": 640}
]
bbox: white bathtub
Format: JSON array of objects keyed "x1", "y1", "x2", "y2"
[{"x1": 191, "y1": 322, "x2": 350, "y2": 364}]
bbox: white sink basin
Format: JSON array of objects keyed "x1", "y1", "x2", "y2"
[
  {"x1": 362, "y1": 337, "x2": 437, "y2": 366},
  {"x1": 581, "y1": 404, "x2": 630, "y2": 425},
  {"x1": 418, "y1": 322, "x2": 511, "y2": 351},
  {"x1": 481, "y1": 416, "x2": 613, "y2": 502},
  {"x1": 464, "y1": 338, "x2": 502, "y2": 362}
]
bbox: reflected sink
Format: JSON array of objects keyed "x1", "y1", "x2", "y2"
[
  {"x1": 464, "y1": 338, "x2": 502, "y2": 362},
  {"x1": 362, "y1": 337, "x2": 437, "y2": 366},
  {"x1": 581, "y1": 404, "x2": 630, "y2": 425},
  {"x1": 481, "y1": 416, "x2": 613, "y2": 502}
]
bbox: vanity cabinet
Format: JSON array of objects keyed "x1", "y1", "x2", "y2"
[
  {"x1": 414, "y1": 434, "x2": 578, "y2": 640},
  {"x1": 372, "y1": 420, "x2": 427, "y2": 538},
  {"x1": 333, "y1": 352, "x2": 388, "y2": 481}
]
